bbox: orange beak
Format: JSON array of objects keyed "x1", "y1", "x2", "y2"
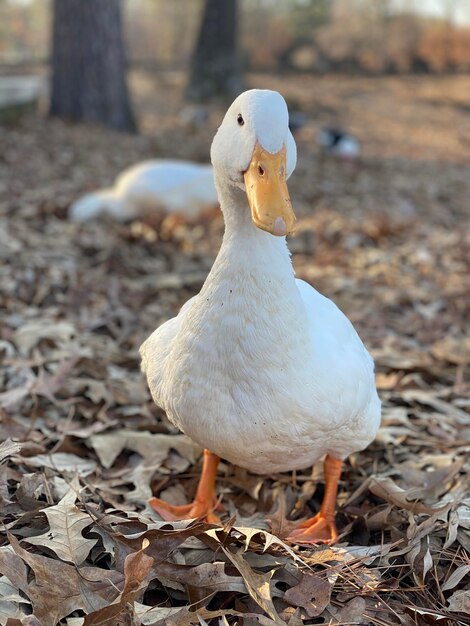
[{"x1": 244, "y1": 142, "x2": 296, "y2": 237}]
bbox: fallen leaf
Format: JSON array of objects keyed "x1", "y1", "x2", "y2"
[
  {"x1": 283, "y1": 573, "x2": 332, "y2": 617},
  {"x1": 369, "y1": 476, "x2": 447, "y2": 514},
  {"x1": 33, "y1": 355, "x2": 80, "y2": 402},
  {"x1": 24, "y1": 478, "x2": 97, "y2": 565},
  {"x1": 22, "y1": 453, "x2": 97, "y2": 477},
  {"x1": 83, "y1": 543, "x2": 154, "y2": 625},
  {"x1": 234, "y1": 527, "x2": 303, "y2": 563},
  {"x1": 221, "y1": 547, "x2": 284, "y2": 625},
  {"x1": 106, "y1": 520, "x2": 210, "y2": 567},
  {"x1": 0, "y1": 547, "x2": 29, "y2": 594},
  {"x1": 431, "y1": 335, "x2": 470, "y2": 365},
  {"x1": 13, "y1": 320, "x2": 76, "y2": 354},
  {"x1": 157, "y1": 607, "x2": 280, "y2": 626},
  {"x1": 441, "y1": 565, "x2": 470, "y2": 592},
  {"x1": 0, "y1": 440, "x2": 24, "y2": 464},
  {"x1": 0, "y1": 574, "x2": 31, "y2": 623},
  {"x1": 0, "y1": 375, "x2": 35, "y2": 411},
  {"x1": 447, "y1": 589, "x2": 470, "y2": 614},
  {"x1": 8, "y1": 532, "x2": 123, "y2": 626},
  {"x1": 159, "y1": 560, "x2": 246, "y2": 594},
  {"x1": 336, "y1": 596, "x2": 367, "y2": 623},
  {"x1": 89, "y1": 431, "x2": 200, "y2": 469}
]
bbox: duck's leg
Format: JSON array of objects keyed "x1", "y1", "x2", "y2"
[
  {"x1": 286, "y1": 455, "x2": 342, "y2": 544},
  {"x1": 149, "y1": 449, "x2": 221, "y2": 523}
]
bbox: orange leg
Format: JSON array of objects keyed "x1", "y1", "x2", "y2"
[
  {"x1": 286, "y1": 455, "x2": 343, "y2": 545},
  {"x1": 149, "y1": 449, "x2": 221, "y2": 523}
]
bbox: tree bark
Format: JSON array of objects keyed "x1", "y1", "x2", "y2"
[
  {"x1": 186, "y1": 0, "x2": 243, "y2": 102},
  {"x1": 50, "y1": 0, "x2": 135, "y2": 132}
]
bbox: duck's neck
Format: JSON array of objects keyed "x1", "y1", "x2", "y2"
[{"x1": 213, "y1": 173, "x2": 294, "y2": 279}]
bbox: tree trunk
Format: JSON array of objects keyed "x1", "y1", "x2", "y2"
[
  {"x1": 50, "y1": 0, "x2": 136, "y2": 132},
  {"x1": 185, "y1": 0, "x2": 243, "y2": 102}
]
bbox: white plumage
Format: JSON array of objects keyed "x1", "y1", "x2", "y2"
[
  {"x1": 140, "y1": 90, "x2": 380, "y2": 477},
  {"x1": 69, "y1": 160, "x2": 217, "y2": 222}
]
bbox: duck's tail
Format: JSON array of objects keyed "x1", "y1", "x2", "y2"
[{"x1": 69, "y1": 188, "x2": 134, "y2": 222}]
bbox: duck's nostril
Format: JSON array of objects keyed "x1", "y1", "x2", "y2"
[{"x1": 258, "y1": 165, "x2": 265, "y2": 176}]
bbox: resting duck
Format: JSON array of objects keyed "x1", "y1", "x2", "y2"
[
  {"x1": 140, "y1": 90, "x2": 380, "y2": 544},
  {"x1": 69, "y1": 160, "x2": 217, "y2": 222},
  {"x1": 317, "y1": 126, "x2": 360, "y2": 161}
]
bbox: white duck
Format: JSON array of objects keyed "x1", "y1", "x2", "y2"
[
  {"x1": 69, "y1": 160, "x2": 217, "y2": 222},
  {"x1": 140, "y1": 90, "x2": 380, "y2": 544}
]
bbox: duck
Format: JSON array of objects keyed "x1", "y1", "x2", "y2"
[
  {"x1": 69, "y1": 160, "x2": 218, "y2": 222},
  {"x1": 140, "y1": 89, "x2": 381, "y2": 544},
  {"x1": 317, "y1": 126, "x2": 360, "y2": 161}
]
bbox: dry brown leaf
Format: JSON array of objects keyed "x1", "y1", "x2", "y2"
[
  {"x1": 83, "y1": 543, "x2": 154, "y2": 626},
  {"x1": 421, "y1": 546, "x2": 434, "y2": 581},
  {"x1": 32, "y1": 355, "x2": 80, "y2": 402},
  {"x1": 8, "y1": 532, "x2": 124, "y2": 626},
  {"x1": 0, "y1": 440, "x2": 24, "y2": 464},
  {"x1": 401, "y1": 390, "x2": 469, "y2": 425},
  {"x1": 0, "y1": 547, "x2": 29, "y2": 594},
  {"x1": 336, "y1": 596, "x2": 367, "y2": 624},
  {"x1": 24, "y1": 478, "x2": 97, "y2": 565},
  {"x1": 443, "y1": 508, "x2": 461, "y2": 549},
  {"x1": 368, "y1": 476, "x2": 447, "y2": 514},
  {"x1": 0, "y1": 575, "x2": 31, "y2": 624},
  {"x1": 21, "y1": 452, "x2": 97, "y2": 477},
  {"x1": 0, "y1": 376, "x2": 35, "y2": 411},
  {"x1": 13, "y1": 320, "x2": 76, "y2": 354},
  {"x1": 441, "y1": 565, "x2": 470, "y2": 592},
  {"x1": 106, "y1": 521, "x2": 211, "y2": 567},
  {"x1": 283, "y1": 573, "x2": 332, "y2": 617},
  {"x1": 221, "y1": 547, "x2": 284, "y2": 625},
  {"x1": 155, "y1": 607, "x2": 280, "y2": 626},
  {"x1": 233, "y1": 527, "x2": 303, "y2": 563},
  {"x1": 157, "y1": 560, "x2": 246, "y2": 594},
  {"x1": 89, "y1": 430, "x2": 200, "y2": 469},
  {"x1": 431, "y1": 335, "x2": 470, "y2": 365},
  {"x1": 285, "y1": 609, "x2": 303, "y2": 626},
  {"x1": 133, "y1": 603, "x2": 183, "y2": 625},
  {"x1": 5, "y1": 617, "x2": 42, "y2": 626},
  {"x1": 266, "y1": 489, "x2": 311, "y2": 540},
  {"x1": 447, "y1": 589, "x2": 470, "y2": 614}
]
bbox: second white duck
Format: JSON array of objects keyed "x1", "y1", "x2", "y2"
[{"x1": 69, "y1": 160, "x2": 218, "y2": 222}]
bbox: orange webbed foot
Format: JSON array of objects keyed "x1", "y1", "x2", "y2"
[
  {"x1": 149, "y1": 449, "x2": 221, "y2": 524},
  {"x1": 286, "y1": 513, "x2": 338, "y2": 545},
  {"x1": 285, "y1": 454, "x2": 343, "y2": 546},
  {"x1": 149, "y1": 495, "x2": 222, "y2": 523}
]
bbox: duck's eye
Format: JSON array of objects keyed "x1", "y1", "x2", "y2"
[{"x1": 237, "y1": 114, "x2": 244, "y2": 126}]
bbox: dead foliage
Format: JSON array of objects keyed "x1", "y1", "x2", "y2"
[{"x1": 0, "y1": 73, "x2": 469, "y2": 625}]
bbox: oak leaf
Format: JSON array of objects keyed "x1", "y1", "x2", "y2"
[{"x1": 24, "y1": 478, "x2": 97, "y2": 565}]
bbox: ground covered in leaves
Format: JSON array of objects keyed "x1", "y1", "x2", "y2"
[{"x1": 0, "y1": 71, "x2": 469, "y2": 625}]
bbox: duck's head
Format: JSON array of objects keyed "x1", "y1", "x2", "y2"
[{"x1": 210, "y1": 89, "x2": 297, "y2": 237}]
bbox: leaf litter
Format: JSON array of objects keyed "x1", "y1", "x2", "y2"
[{"x1": 0, "y1": 72, "x2": 469, "y2": 624}]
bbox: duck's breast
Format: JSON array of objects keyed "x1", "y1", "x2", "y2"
[{"x1": 143, "y1": 261, "x2": 380, "y2": 474}]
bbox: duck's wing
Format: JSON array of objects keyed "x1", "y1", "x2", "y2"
[
  {"x1": 295, "y1": 279, "x2": 369, "y2": 353},
  {"x1": 140, "y1": 296, "x2": 197, "y2": 395},
  {"x1": 295, "y1": 278, "x2": 380, "y2": 441}
]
